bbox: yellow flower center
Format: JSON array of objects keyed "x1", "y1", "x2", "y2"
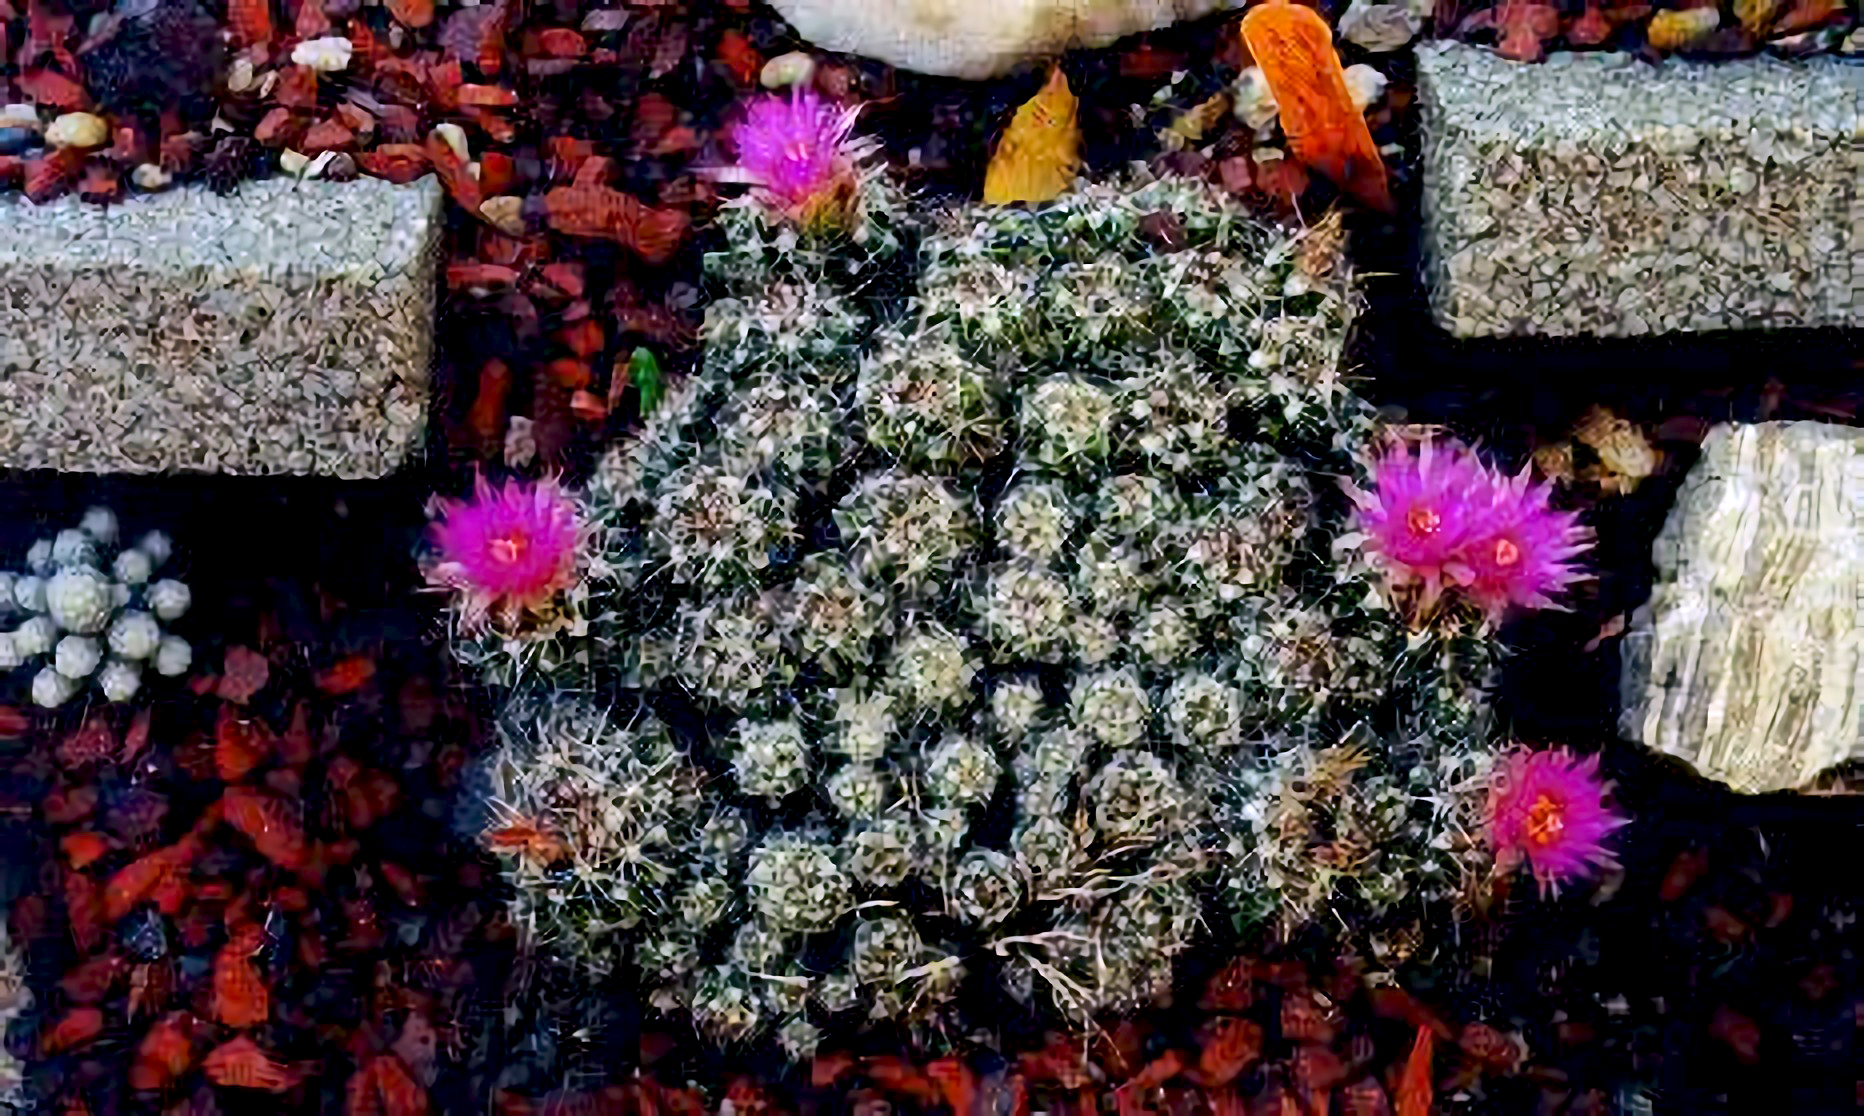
[
  {"x1": 1406, "y1": 505, "x2": 1443, "y2": 536},
  {"x1": 1493, "y1": 538, "x2": 1521, "y2": 567},
  {"x1": 1525, "y1": 793, "x2": 1564, "y2": 846},
  {"x1": 489, "y1": 531, "x2": 529, "y2": 566}
]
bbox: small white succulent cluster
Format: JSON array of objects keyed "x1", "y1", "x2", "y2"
[
  {"x1": 0, "y1": 507, "x2": 192, "y2": 708},
  {"x1": 466, "y1": 172, "x2": 1499, "y2": 1057},
  {"x1": 0, "y1": 920, "x2": 29, "y2": 1108}
]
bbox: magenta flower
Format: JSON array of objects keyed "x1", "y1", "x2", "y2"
[
  {"x1": 1346, "y1": 438, "x2": 1497, "y2": 609},
  {"x1": 1458, "y1": 469, "x2": 1592, "y2": 622},
  {"x1": 719, "y1": 86, "x2": 872, "y2": 230},
  {"x1": 1487, "y1": 746, "x2": 1628, "y2": 897},
  {"x1": 427, "y1": 474, "x2": 582, "y2": 631}
]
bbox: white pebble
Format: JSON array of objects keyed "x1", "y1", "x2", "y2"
[
  {"x1": 25, "y1": 540, "x2": 52, "y2": 575},
  {"x1": 108, "y1": 611, "x2": 162, "y2": 661},
  {"x1": 113, "y1": 548, "x2": 153, "y2": 585},
  {"x1": 0, "y1": 573, "x2": 12, "y2": 611},
  {"x1": 0, "y1": 104, "x2": 40, "y2": 131},
  {"x1": 1234, "y1": 67, "x2": 1279, "y2": 132},
  {"x1": 760, "y1": 51, "x2": 816, "y2": 90},
  {"x1": 45, "y1": 111, "x2": 108, "y2": 150},
  {"x1": 1344, "y1": 64, "x2": 1390, "y2": 114},
  {"x1": 13, "y1": 576, "x2": 45, "y2": 614},
  {"x1": 226, "y1": 57, "x2": 257, "y2": 93},
  {"x1": 99, "y1": 660, "x2": 142, "y2": 703},
  {"x1": 79, "y1": 506, "x2": 119, "y2": 545},
  {"x1": 149, "y1": 579, "x2": 191, "y2": 622},
  {"x1": 138, "y1": 531, "x2": 173, "y2": 568},
  {"x1": 431, "y1": 122, "x2": 470, "y2": 165},
  {"x1": 12, "y1": 617, "x2": 56, "y2": 658},
  {"x1": 0, "y1": 633, "x2": 18, "y2": 671},
  {"x1": 155, "y1": 635, "x2": 192, "y2": 678},
  {"x1": 55, "y1": 635, "x2": 102, "y2": 680},
  {"x1": 132, "y1": 163, "x2": 174, "y2": 191},
  {"x1": 31, "y1": 666, "x2": 77, "y2": 708},
  {"x1": 292, "y1": 36, "x2": 354, "y2": 73},
  {"x1": 280, "y1": 148, "x2": 312, "y2": 176}
]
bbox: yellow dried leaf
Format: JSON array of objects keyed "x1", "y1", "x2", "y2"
[{"x1": 983, "y1": 66, "x2": 1079, "y2": 206}]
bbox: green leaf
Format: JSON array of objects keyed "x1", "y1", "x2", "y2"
[{"x1": 630, "y1": 347, "x2": 664, "y2": 417}]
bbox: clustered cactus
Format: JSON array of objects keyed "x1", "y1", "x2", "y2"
[
  {"x1": 448, "y1": 172, "x2": 1502, "y2": 1057},
  {"x1": 0, "y1": 508, "x2": 192, "y2": 708}
]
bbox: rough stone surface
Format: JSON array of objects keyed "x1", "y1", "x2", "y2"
[
  {"x1": 0, "y1": 177, "x2": 441, "y2": 477},
  {"x1": 768, "y1": 0, "x2": 1236, "y2": 79},
  {"x1": 1417, "y1": 43, "x2": 1864, "y2": 338},
  {"x1": 1620, "y1": 421, "x2": 1864, "y2": 793}
]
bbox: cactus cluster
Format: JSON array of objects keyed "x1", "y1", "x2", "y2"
[
  {"x1": 452, "y1": 173, "x2": 1501, "y2": 1056},
  {"x1": 0, "y1": 508, "x2": 192, "y2": 708}
]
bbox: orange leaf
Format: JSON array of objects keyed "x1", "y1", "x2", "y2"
[
  {"x1": 294, "y1": 0, "x2": 330, "y2": 38},
  {"x1": 1239, "y1": 0, "x2": 1392, "y2": 213},
  {"x1": 348, "y1": 1053, "x2": 431, "y2": 1116},
  {"x1": 715, "y1": 29, "x2": 761, "y2": 86},
  {"x1": 204, "y1": 1037, "x2": 300, "y2": 1091},
  {"x1": 358, "y1": 144, "x2": 432, "y2": 184},
  {"x1": 423, "y1": 132, "x2": 483, "y2": 212},
  {"x1": 42, "y1": 1007, "x2": 105, "y2": 1054},
  {"x1": 1394, "y1": 1026, "x2": 1434, "y2": 1116},
  {"x1": 103, "y1": 842, "x2": 192, "y2": 920},
  {"x1": 60, "y1": 832, "x2": 111, "y2": 870},
  {"x1": 316, "y1": 655, "x2": 377, "y2": 695},
  {"x1": 458, "y1": 83, "x2": 517, "y2": 106},
  {"x1": 130, "y1": 1014, "x2": 197, "y2": 1091},
  {"x1": 18, "y1": 67, "x2": 90, "y2": 109},
  {"x1": 221, "y1": 786, "x2": 308, "y2": 870},
  {"x1": 212, "y1": 929, "x2": 270, "y2": 1028},
  {"x1": 215, "y1": 707, "x2": 273, "y2": 783},
  {"x1": 387, "y1": 0, "x2": 433, "y2": 28},
  {"x1": 227, "y1": 0, "x2": 273, "y2": 44}
]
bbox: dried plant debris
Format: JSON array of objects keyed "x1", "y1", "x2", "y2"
[
  {"x1": 1535, "y1": 407, "x2": 1660, "y2": 495},
  {"x1": 436, "y1": 171, "x2": 1505, "y2": 1058}
]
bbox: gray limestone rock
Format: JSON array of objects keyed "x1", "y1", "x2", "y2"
[
  {"x1": 0, "y1": 176, "x2": 441, "y2": 477},
  {"x1": 1620, "y1": 421, "x2": 1864, "y2": 793},
  {"x1": 1417, "y1": 43, "x2": 1864, "y2": 338}
]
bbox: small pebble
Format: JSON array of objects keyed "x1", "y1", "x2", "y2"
[
  {"x1": 760, "y1": 51, "x2": 817, "y2": 90},
  {"x1": 226, "y1": 57, "x2": 257, "y2": 94},
  {"x1": 279, "y1": 148, "x2": 313, "y2": 175},
  {"x1": 291, "y1": 35, "x2": 354, "y2": 73},
  {"x1": 131, "y1": 163, "x2": 173, "y2": 191},
  {"x1": 0, "y1": 104, "x2": 39, "y2": 130},
  {"x1": 431, "y1": 122, "x2": 470, "y2": 164},
  {"x1": 1343, "y1": 64, "x2": 1389, "y2": 113},
  {"x1": 45, "y1": 112, "x2": 108, "y2": 150},
  {"x1": 480, "y1": 195, "x2": 526, "y2": 237},
  {"x1": 1233, "y1": 67, "x2": 1279, "y2": 131}
]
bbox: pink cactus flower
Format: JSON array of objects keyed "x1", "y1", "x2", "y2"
[
  {"x1": 1458, "y1": 469, "x2": 1593, "y2": 622},
  {"x1": 717, "y1": 86, "x2": 873, "y2": 230},
  {"x1": 1487, "y1": 746, "x2": 1628, "y2": 897},
  {"x1": 427, "y1": 474, "x2": 582, "y2": 631},
  {"x1": 1346, "y1": 438, "x2": 1498, "y2": 609}
]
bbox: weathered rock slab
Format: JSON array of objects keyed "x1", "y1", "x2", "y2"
[
  {"x1": 0, "y1": 176, "x2": 441, "y2": 477},
  {"x1": 1620, "y1": 421, "x2": 1864, "y2": 793},
  {"x1": 1418, "y1": 43, "x2": 1864, "y2": 338},
  {"x1": 769, "y1": 0, "x2": 1236, "y2": 79}
]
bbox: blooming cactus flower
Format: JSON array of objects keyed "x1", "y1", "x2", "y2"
[
  {"x1": 1487, "y1": 745, "x2": 1628, "y2": 897},
  {"x1": 1458, "y1": 468, "x2": 1592, "y2": 622},
  {"x1": 1346, "y1": 437, "x2": 1497, "y2": 609},
  {"x1": 1348, "y1": 436, "x2": 1591, "y2": 622},
  {"x1": 427, "y1": 474, "x2": 582, "y2": 632},
  {"x1": 720, "y1": 87, "x2": 873, "y2": 231}
]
